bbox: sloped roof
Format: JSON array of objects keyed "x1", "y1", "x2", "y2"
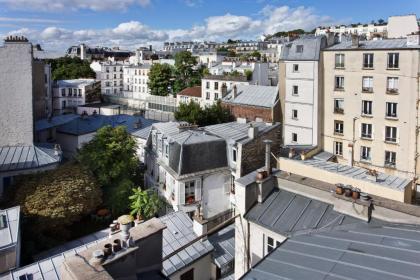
[
  {"x1": 0, "y1": 206, "x2": 20, "y2": 250},
  {"x1": 55, "y1": 79, "x2": 96, "y2": 88},
  {"x1": 0, "y1": 144, "x2": 61, "y2": 173},
  {"x1": 178, "y1": 86, "x2": 202, "y2": 98},
  {"x1": 242, "y1": 221, "x2": 420, "y2": 280},
  {"x1": 280, "y1": 36, "x2": 325, "y2": 61},
  {"x1": 245, "y1": 189, "x2": 360, "y2": 236},
  {"x1": 222, "y1": 85, "x2": 278, "y2": 108},
  {"x1": 35, "y1": 114, "x2": 79, "y2": 131},
  {"x1": 208, "y1": 224, "x2": 235, "y2": 268},
  {"x1": 326, "y1": 38, "x2": 420, "y2": 50}
]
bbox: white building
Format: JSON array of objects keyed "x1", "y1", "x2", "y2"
[
  {"x1": 176, "y1": 86, "x2": 202, "y2": 105},
  {"x1": 123, "y1": 64, "x2": 151, "y2": 101},
  {"x1": 279, "y1": 36, "x2": 328, "y2": 147},
  {"x1": 201, "y1": 75, "x2": 249, "y2": 107},
  {"x1": 53, "y1": 79, "x2": 98, "y2": 115},
  {"x1": 193, "y1": 51, "x2": 225, "y2": 67},
  {"x1": 100, "y1": 61, "x2": 126, "y2": 96}
]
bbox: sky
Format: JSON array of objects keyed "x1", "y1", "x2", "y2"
[{"x1": 0, "y1": 0, "x2": 419, "y2": 54}]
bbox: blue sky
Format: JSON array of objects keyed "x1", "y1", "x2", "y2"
[{"x1": 0, "y1": 0, "x2": 419, "y2": 53}]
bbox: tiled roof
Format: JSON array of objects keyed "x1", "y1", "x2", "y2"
[
  {"x1": 242, "y1": 221, "x2": 420, "y2": 280},
  {"x1": 0, "y1": 144, "x2": 61, "y2": 173},
  {"x1": 280, "y1": 36, "x2": 325, "y2": 61},
  {"x1": 222, "y1": 85, "x2": 278, "y2": 108},
  {"x1": 208, "y1": 224, "x2": 235, "y2": 268},
  {"x1": 326, "y1": 38, "x2": 420, "y2": 50},
  {"x1": 178, "y1": 86, "x2": 202, "y2": 98},
  {"x1": 0, "y1": 206, "x2": 20, "y2": 250}
]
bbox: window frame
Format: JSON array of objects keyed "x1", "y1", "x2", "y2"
[
  {"x1": 361, "y1": 123, "x2": 373, "y2": 139},
  {"x1": 363, "y1": 53, "x2": 374, "y2": 69},
  {"x1": 386, "y1": 102, "x2": 398, "y2": 118},
  {"x1": 334, "y1": 120, "x2": 344, "y2": 135},
  {"x1": 334, "y1": 141, "x2": 343, "y2": 156},
  {"x1": 335, "y1": 76, "x2": 345, "y2": 90},
  {"x1": 385, "y1": 126, "x2": 398, "y2": 143},
  {"x1": 385, "y1": 151, "x2": 396, "y2": 167},
  {"x1": 335, "y1": 53, "x2": 345, "y2": 68},
  {"x1": 360, "y1": 146, "x2": 371, "y2": 161},
  {"x1": 292, "y1": 109, "x2": 298, "y2": 120},
  {"x1": 361, "y1": 100, "x2": 373, "y2": 116},
  {"x1": 387, "y1": 53, "x2": 399, "y2": 69},
  {"x1": 293, "y1": 64, "x2": 299, "y2": 72}
]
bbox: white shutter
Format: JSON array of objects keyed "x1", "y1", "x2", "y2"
[
  {"x1": 179, "y1": 181, "x2": 185, "y2": 205},
  {"x1": 195, "y1": 179, "x2": 201, "y2": 201}
]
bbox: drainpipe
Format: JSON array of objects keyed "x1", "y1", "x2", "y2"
[
  {"x1": 264, "y1": 140, "x2": 273, "y2": 175},
  {"x1": 350, "y1": 117, "x2": 358, "y2": 166},
  {"x1": 414, "y1": 75, "x2": 420, "y2": 202}
]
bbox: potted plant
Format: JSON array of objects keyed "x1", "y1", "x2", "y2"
[
  {"x1": 129, "y1": 188, "x2": 162, "y2": 223},
  {"x1": 352, "y1": 187, "x2": 361, "y2": 200},
  {"x1": 186, "y1": 195, "x2": 195, "y2": 205},
  {"x1": 365, "y1": 169, "x2": 378, "y2": 182},
  {"x1": 343, "y1": 185, "x2": 353, "y2": 197},
  {"x1": 335, "y1": 183, "x2": 344, "y2": 195}
]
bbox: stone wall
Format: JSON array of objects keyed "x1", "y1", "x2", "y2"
[
  {"x1": 223, "y1": 103, "x2": 278, "y2": 123},
  {"x1": 0, "y1": 41, "x2": 34, "y2": 146}
]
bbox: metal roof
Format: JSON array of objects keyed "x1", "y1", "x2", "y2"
[
  {"x1": 0, "y1": 144, "x2": 61, "y2": 173},
  {"x1": 245, "y1": 189, "x2": 361, "y2": 236},
  {"x1": 326, "y1": 38, "x2": 420, "y2": 50},
  {"x1": 208, "y1": 224, "x2": 235, "y2": 268},
  {"x1": 300, "y1": 158, "x2": 411, "y2": 191},
  {"x1": 129, "y1": 118, "x2": 158, "y2": 140},
  {"x1": 55, "y1": 79, "x2": 96, "y2": 88},
  {"x1": 1, "y1": 212, "x2": 212, "y2": 280},
  {"x1": 242, "y1": 221, "x2": 420, "y2": 280},
  {"x1": 222, "y1": 85, "x2": 278, "y2": 108},
  {"x1": 280, "y1": 36, "x2": 325, "y2": 61},
  {"x1": 0, "y1": 206, "x2": 20, "y2": 250},
  {"x1": 35, "y1": 114, "x2": 79, "y2": 131}
]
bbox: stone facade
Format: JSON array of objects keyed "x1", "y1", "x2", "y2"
[{"x1": 0, "y1": 39, "x2": 34, "y2": 146}]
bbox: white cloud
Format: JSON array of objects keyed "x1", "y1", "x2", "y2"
[
  {"x1": 0, "y1": 17, "x2": 63, "y2": 24},
  {"x1": 1, "y1": 5, "x2": 337, "y2": 53},
  {"x1": 0, "y1": 0, "x2": 151, "y2": 11}
]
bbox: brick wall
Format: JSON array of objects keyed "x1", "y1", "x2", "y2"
[{"x1": 223, "y1": 103, "x2": 276, "y2": 122}]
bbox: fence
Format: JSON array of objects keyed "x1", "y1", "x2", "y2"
[{"x1": 206, "y1": 208, "x2": 235, "y2": 231}]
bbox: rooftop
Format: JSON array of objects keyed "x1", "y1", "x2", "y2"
[
  {"x1": 208, "y1": 224, "x2": 235, "y2": 269},
  {"x1": 0, "y1": 206, "x2": 20, "y2": 250},
  {"x1": 326, "y1": 38, "x2": 420, "y2": 50},
  {"x1": 242, "y1": 220, "x2": 420, "y2": 280},
  {"x1": 222, "y1": 85, "x2": 278, "y2": 108},
  {"x1": 203, "y1": 74, "x2": 248, "y2": 82},
  {"x1": 177, "y1": 86, "x2": 202, "y2": 98},
  {"x1": 125, "y1": 63, "x2": 152, "y2": 69},
  {"x1": 55, "y1": 79, "x2": 96, "y2": 88},
  {"x1": 0, "y1": 144, "x2": 61, "y2": 173},
  {"x1": 280, "y1": 35, "x2": 325, "y2": 61},
  {"x1": 35, "y1": 114, "x2": 79, "y2": 131}
]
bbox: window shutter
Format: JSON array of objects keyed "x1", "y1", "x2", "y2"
[
  {"x1": 178, "y1": 182, "x2": 185, "y2": 205},
  {"x1": 195, "y1": 180, "x2": 201, "y2": 201}
]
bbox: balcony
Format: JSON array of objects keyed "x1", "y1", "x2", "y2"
[
  {"x1": 362, "y1": 87, "x2": 373, "y2": 93},
  {"x1": 334, "y1": 108, "x2": 344, "y2": 114},
  {"x1": 384, "y1": 161, "x2": 396, "y2": 169},
  {"x1": 386, "y1": 88, "x2": 398, "y2": 94}
]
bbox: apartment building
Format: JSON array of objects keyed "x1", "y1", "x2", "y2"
[
  {"x1": 201, "y1": 75, "x2": 249, "y2": 107},
  {"x1": 279, "y1": 35, "x2": 328, "y2": 147},
  {"x1": 33, "y1": 61, "x2": 52, "y2": 120},
  {"x1": 322, "y1": 34, "x2": 420, "y2": 188},
  {"x1": 53, "y1": 79, "x2": 99, "y2": 115},
  {"x1": 100, "y1": 61, "x2": 125, "y2": 96},
  {"x1": 123, "y1": 64, "x2": 151, "y2": 101}
]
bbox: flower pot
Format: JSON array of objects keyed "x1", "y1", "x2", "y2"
[
  {"x1": 113, "y1": 239, "x2": 121, "y2": 253},
  {"x1": 352, "y1": 190, "x2": 360, "y2": 200},
  {"x1": 104, "y1": 243, "x2": 112, "y2": 257},
  {"x1": 344, "y1": 187, "x2": 353, "y2": 198},
  {"x1": 335, "y1": 184, "x2": 344, "y2": 195}
]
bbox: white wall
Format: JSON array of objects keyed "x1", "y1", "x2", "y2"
[
  {"x1": 202, "y1": 172, "x2": 231, "y2": 219},
  {"x1": 168, "y1": 254, "x2": 212, "y2": 280}
]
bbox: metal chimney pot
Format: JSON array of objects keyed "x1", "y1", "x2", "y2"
[{"x1": 263, "y1": 140, "x2": 273, "y2": 175}]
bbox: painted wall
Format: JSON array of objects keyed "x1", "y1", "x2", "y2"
[{"x1": 168, "y1": 254, "x2": 212, "y2": 280}]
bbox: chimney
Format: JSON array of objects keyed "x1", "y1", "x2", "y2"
[
  {"x1": 407, "y1": 32, "x2": 419, "y2": 46},
  {"x1": 233, "y1": 85, "x2": 238, "y2": 99},
  {"x1": 351, "y1": 35, "x2": 359, "y2": 48},
  {"x1": 117, "y1": 215, "x2": 134, "y2": 248},
  {"x1": 263, "y1": 140, "x2": 273, "y2": 175},
  {"x1": 248, "y1": 124, "x2": 258, "y2": 139},
  {"x1": 192, "y1": 204, "x2": 208, "y2": 240}
]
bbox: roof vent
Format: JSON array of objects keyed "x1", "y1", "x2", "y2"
[{"x1": 18, "y1": 274, "x2": 33, "y2": 280}]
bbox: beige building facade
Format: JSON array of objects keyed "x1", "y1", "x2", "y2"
[{"x1": 322, "y1": 35, "x2": 420, "y2": 194}]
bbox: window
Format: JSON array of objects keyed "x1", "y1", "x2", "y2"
[
  {"x1": 113, "y1": 67, "x2": 116, "y2": 71},
  {"x1": 361, "y1": 146, "x2": 371, "y2": 161},
  {"x1": 362, "y1": 76, "x2": 373, "y2": 92},
  {"x1": 385, "y1": 151, "x2": 396, "y2": 167},
  {"x1": 292, "y1": 133, "x2": 298, "y2": 142},
  {"x1": 214, "y1": 92, "x2": 219, "y2": 100},
  {"x1": 266, "y1": 236, "x2": 281, "y2": 254},
  {"x1": 335, "y1": 54, "x2": 345, "y2": 68},
  {"x1": 292, "y1": 109, "x2": 298, "y2": 119},
  {"x1": 206, "y1": 92, "x2": 210, "y2": 100},
  {"x1": 61, "y1": 88, "x2": 65, "y2": 96},
  {"x1": 185, "y1": 181, "x2": 195, "y2": 204},
  {"x1": 334, "y1": 99, "x2": 344, "y2": 114},
  {"x1": 362, "y1": 100, "x2": 372, "y2": 115},
  {"x1": 386, "y1": 102, "x2": 397, "y2": 118},
  {"x1": 361, "y1": 123, "x2": 373, "y2": 139},
  {"x1": 114, "y1": 74, "x2": 117, "y2": 79},
  {"x1": 214, "y1": 82, "x2": 219, "y2": 90},
  {"x1": 385, "y1": 126, "x2": 397, "y2": 142},
  {"x1": 388, "y1": 53, "x2": 399, "y2": 69},
  {"x1": 363, "y1": 53, "x2": 374, "y2": 68},
  {"x1": 62, "y1": 100, "x2": 66, "y2": 108},
  {"x1": 296, "y1": 45, "x2": 303, "y2": 53},
  {"x1": 335, "y1": 76, "x2": 344, "y2": 90},
  {"x1": 387, "y1": 77, "x2": 399, "y2": 93},
  {"x1": 232, "y1": 147, "x2": 237, "y2": 163},
  {"x1": 164, "y1": 143, "x2": 169, "y2": 158},
  {"x1": 292, "y1": 85, "x2": 299, "y2": 95},
  {"x1": 180, "y1": 268, "x2": 194, "y2": 280},
  {"x1": 334, "y1": 141, "x2": 343, "y2": 156},
  {"x1": 334, "y1": 120, "x2": 343, "y2": 134},
  {"x1": 293, "y1": 64, "x2": 299, "y2": 72}
]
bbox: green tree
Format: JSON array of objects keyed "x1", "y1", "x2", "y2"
[
  {"x1": 173, "y1": 51, "x2": 201, "y2": 93},
  {"x1": 44, "y1": 57, "x2": 95, "y2": 81},
  {"x1": 244, "y1": 69, "x2": 253, "y2": 81},
  {"x1": 148, "y1": 63, "x2": 174, "y2": 96},
  {"x1": 129, "y1": 188, "x2": 162, "y2": 220},
  {"x1": 250, "y1": 51, "x2": 261, "y2": 60},
  {"x1": 175, "y1": 100, "x2": 232, "y2": 126},
  {"x1": 78, "y1": 126, "x2": 139, "y2": 214}
]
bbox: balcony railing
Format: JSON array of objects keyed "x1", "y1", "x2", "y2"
[
  {"x1": 362, "y1": 87, "x2": 373, "y2": 93},
  {"x1": 385, "y1": 137, "x2": 397, "y2": 143},
  {"x1": 386, "y1": 88, "x2": 398, "y2": 94},
  {"x1": 334, "y1": 108, "x2": 344, "y2": 114}
]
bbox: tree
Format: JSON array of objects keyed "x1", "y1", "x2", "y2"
[
  {"x1": 250, "y1": 51, "x2": 261, "y2": 60},
  {"x1": 173, "y1": 51, "x2": 201, "y2": 93},
  {"x1": 378, "y1": 18, "x2": 385, "y2": 25},
  {"x1": 129, "y1": 188, "x2": 162, "y2": 220},
  {"x1": 175, "y1": 100, "x2": 232, "y2": 126},
  {"x1": 44, "y1": 57, "x2": 95, "y2": 81},
  {"x1": 14, "y1": 162, "x2": 102, "y2": 231},
  {"x1": 78, "y1": 126, "x2": 140, "y2": 214},
  {"x1": 244, "y1": 69, "x2": 253, "y2": 81},
  {"x1": 148, "y1": 63, "x2": 174, "y2": 96}
]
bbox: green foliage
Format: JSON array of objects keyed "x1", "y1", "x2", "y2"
[
  {"x1": 148, "y1": 63, "x2": 174, "y2": 96},
  {"x1": 173, "y1": 51, "x2": 202, "y2": 93},
  {"x1": 44, "y1": 57, "x2": 95, "y2": 81},
  {"x1": 77, "y1": 126, "x2": 140, "y2": 215},
  {"x1": 14, "y1": 162, "x2": 102, "y2": 231},
  {"x1": 250, "y1": 51, "x2": 261, "y2": 60},
  {"x1": 175, "y1": 100, "x2": 232, "y2": 126},
  {"x1": 227, "y1": 50, "x2": 237, "y2": 57},
  {"x1": 244, "y1": 69, "x2": 253, "y2": 81},
  {"x1": 129, "y1": 188, "x2": 162, "y2": 220},
  {"x1": 216, "y1": 47, "x2": 229, "y2": 52},
  {"x1": 266, "y1": 29, "x2": 307, "y2": 40}
]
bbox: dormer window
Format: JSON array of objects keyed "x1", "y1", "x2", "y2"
[
  {"x1": 296, "y1": 45, "x2": 303, "y2": 53},
  {"x1": 232, "y1": 147, "x2": 237, "y2": 163}
]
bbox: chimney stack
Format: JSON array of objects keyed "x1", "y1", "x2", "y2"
[
  {"x1": 407, "y1": 32, "x2": 420, "y2": 46},
  {"x1": 263, "y1": 140, "x2": 273, "y2": 175},
  {"x1": 351, "y1": 35, "x2": 360, "y2": 48},
  {"x1": 117, "y1": 215, "x2": 134, "y2": 248},
  {"x1": 233, "y1": 85, "x2": 238, "y2": 99},
  {"x1": 248, "y1": 124, "x2": 258, "y2": 139}
]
